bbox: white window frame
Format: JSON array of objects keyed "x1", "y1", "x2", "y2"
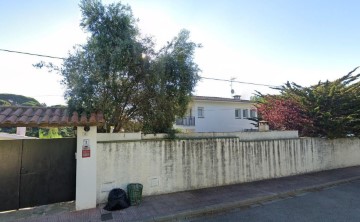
[
  {"x1": 250, "y1": 109, "x2": 257, "y2": 118},
  {"x1": 235, "y1": 109, "x2": 241, "y2": 119},
  {"x1": 243, "y1": 109, "x2": 249, "y2": 118},
  {"x1": 198, "y1": 107, "x2": 204, "y2": 118}
]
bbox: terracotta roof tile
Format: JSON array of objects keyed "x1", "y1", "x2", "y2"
[
  {"x1": 0, "y1": 106, "x2": 104, "y2": 127},
  {"x1": 50, "y1": 115, "x2": 60, "y2": 125},
  {"x1": 1, "y1": 108, "x2": 12, "y2": 116},
  {"x1": 23, "y1": 108, "x2": 33, "y2": 116},
  {"x1": 40, "y1": 112, "x2": 50, "y2": 125},
  {"x1": 29, "y1": 114, "x2": 40, "y2": 125},
  {"x1": 71, "y1": 112, "x2": 79, "y2": 125},
  {"x1": 12, "y1": 108, "x2": 24, "y2": 116},
  {"x1": 18, "y1": 115, "x2": 28, "y2": 124},
  {"x1": 60, "y1": 113, "x2": 69, "y2": 125},
  {"x1": 4, "y1": 115, "x2": 17, "y2": 124},
  {"x1": 54, "y1": 108, "x2": 61, "y2": 116}
]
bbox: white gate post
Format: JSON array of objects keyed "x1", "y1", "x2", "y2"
[{"x1": 76, "y1": 126, "x2": 97, "y2": 210}]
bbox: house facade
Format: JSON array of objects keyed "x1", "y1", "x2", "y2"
[{"x1": 175, "y1": 95, "x2": 257, "y2": 133}]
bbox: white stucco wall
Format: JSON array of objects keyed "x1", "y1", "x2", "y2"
[
  {"x1": 76, "y1": 126, "x2": 97, "y2": 210},
  {"x1": 97, "y1": 132, "x2": 142, "y2": 141},
  {"x1": 97, "y1": 131, "x2": 298, "y2": 141},
  {"x1": 236, "y1": 131, "x2": 298, "y2": 141},
  {"x1": 96, "y1": 137, "x2": 360, "y2": 204},
  {"x1": 179, "y1": 99, "x2": 257, "y2": 133},
  {"x1": 175, "y1": 131, "x2": 298, "y2": 140}
]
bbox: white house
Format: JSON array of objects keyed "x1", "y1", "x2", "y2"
[{"x1": 175, "y1": 95, "x2": 257, "y2": 133}]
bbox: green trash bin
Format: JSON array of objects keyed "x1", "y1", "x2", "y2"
[{"x1": 127, "y1": 183, "x2": 143, "y2": 206}]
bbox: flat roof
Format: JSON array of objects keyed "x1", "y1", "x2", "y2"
[{"x1": 193, "y1": 96, "x2": 252, "y2": 103}]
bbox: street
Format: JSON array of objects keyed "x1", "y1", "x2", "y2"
[{"x1": 188, "y1": 179, "x2": 360, "y2": 222}]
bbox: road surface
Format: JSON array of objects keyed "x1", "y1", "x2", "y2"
[{"x1": 187, "y1": 179, "x2": 360, "y2": 222}]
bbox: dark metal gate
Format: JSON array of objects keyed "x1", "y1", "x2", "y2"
[{"x1": 0, "y1": 138, "x2": 76, "y2": 211}]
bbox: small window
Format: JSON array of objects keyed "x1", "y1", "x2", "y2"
[
  {"x1": 235, "y1": 109, "x2": 241, "y2": 118},
  {"x1": 250, "y1": 109, "x2": 257, "y2": 118},
  {"x1": 243, "y1": 109, "x2": 249, "y2": 118},
  {"x1": 198, "y1": 107, "x2": 204, "y2": 118}
]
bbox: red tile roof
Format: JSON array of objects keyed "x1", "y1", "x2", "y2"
[{"x1": 0, "y1": 106, "x2": 104, "y2": 127}]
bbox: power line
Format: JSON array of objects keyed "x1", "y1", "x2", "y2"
[
  {"x1": 0, "y1": 48, "x2": 279, "y2": 87},
  {"x1": 199, "y1": 76, "x2": 278, "y2": 88},
  {"x1": 0, "y1": 48, "x2": 65, "y2": 60}
]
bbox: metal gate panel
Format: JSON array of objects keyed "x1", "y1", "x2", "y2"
[
  {"x1": 48, "y1": 138, "x2": 76, "y2": 203},
  {"x1": 0, "y1": 140, "x2": 22, "y2": 211},
  {"x1": 20, "y1": 139, "x2": 52, "y2": 208},
  {"x1": 19, "y1": 138, "x2": 76, "y2": 208}
]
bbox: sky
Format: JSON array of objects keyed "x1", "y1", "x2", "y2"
[{"x1": 0, "y1": 0, "x2": 359, "y2": 106}]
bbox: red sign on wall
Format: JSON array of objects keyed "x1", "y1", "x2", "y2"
[
  {"x1": 82, "y1": 139, "x2": 90, "y2": 158},
  {"x1": 82, "y1": 149, "x2": 90, "y2": 158}
]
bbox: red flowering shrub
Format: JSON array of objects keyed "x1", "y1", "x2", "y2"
[{"x1": 256, "y1": 96, "x2": 312, "y2": 136}]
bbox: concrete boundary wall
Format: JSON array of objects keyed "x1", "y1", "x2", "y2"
[
  {"x1": 97, "y1": 130, "x2": 298, "y2": 142},
  {"x1": 97, "y1": 132, "x2": 142, "y2": 141},
  {"x1": 96, "y1": 137, "x2": 360, "y2": 204}
]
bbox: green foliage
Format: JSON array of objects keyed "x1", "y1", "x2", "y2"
[
  {"x1": 0, "y1": 127, "x2": 74, "y2": 138},
  {"x1": 26, "y1": 127, "x2": 39, "y2": 137},
  {"x1": 58, "y1": 127, "x2": 75, "y2": 137},
  {"x1": 250, "y1": 95, "x2": 264, "y2": 102},
  {"x1": 41, "y1": 0, "x2": 200, "y2": 133},
  {"x1": 38, "y1": 127, "x2": 74, "y2": 138},
  {"x1": 0, "y1": 99, "x2": 11, "y2": 106},
  {"x1": 141, "y1": 30, "x2": 200, "y2": 133},
  {"x1": 0, "y1": 127, "x2": 16, "y2": 134},
  {"x1": 39, "y1": 128, "x2": 63, "y2": 139},
  {"x1": 0, "y1": 94, "x2": 41, "y2": 106},
  {"x1": 258, "y1": 67, "x2": 360, "y2": 138}
]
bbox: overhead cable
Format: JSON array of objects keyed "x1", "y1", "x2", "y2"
[
  {"x1": 0, "y1": 48, "x2": 65, "y2": 60},
  {"x1": 0, "y1": 48, "x2": 279, "y2": 87},
  {"x1": 199, "y1": 76, "x2": 278, "y2": 88}
]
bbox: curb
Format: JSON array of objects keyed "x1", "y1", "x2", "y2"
[{"x1": 141, "y1": 176, "x2": 360, "y2": 222}]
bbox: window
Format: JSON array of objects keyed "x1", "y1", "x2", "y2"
[
  {"x1": 243, "y1": 109, "x2": 249, "y2": 118},
  {"x1": 235, "y1": 109, "x2": 241, "y2": 118},
  {"x1": 250, "y1": 109, "x2": 257, "y2": 118},
  {"x1": 198, "y1": 107, "x2": 204, "y2": 118}
]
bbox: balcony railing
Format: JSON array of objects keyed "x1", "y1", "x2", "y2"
[{"x1": 175, "y1": 116, "x2": 195, "y2": 126}]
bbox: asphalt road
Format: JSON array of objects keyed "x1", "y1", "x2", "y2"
[{"x1": 187, "y1": 179, "x2": 360, "y2": 222}]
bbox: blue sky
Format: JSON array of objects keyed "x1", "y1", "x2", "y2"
[{"x1": 0, "y1": 0, "x2": 359, "y2": 105}]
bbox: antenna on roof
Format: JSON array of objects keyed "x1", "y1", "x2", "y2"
[{"x1": 230, "y1": 77, "x2": 236, "y2": 95}]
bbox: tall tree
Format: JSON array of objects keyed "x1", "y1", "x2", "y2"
[
  {"x1": 45, "y1": 0, "x2": 200, "y2": 133},
  {"x1": 257, "y1": 67, "x2": 360, "y2": 138},
  {"x1": 141, "y1": 30, "x2": 200, "y2": 133}
]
